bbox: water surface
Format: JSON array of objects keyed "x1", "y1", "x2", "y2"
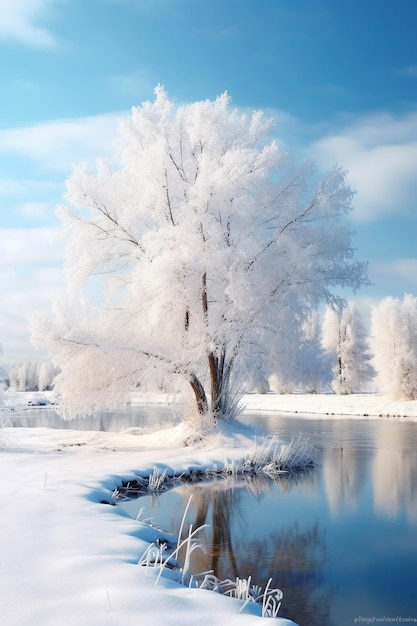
[
  {"x1": 6, "y1": 403, "x2": 178, "y2": 431},
  {"x1": 120, "y1": 413, "x2": 417, "y2": 626}
]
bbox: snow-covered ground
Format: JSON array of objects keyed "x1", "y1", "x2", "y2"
[
  {"x1": 242, "y1": 391, "x2": 417, "y2": 420},
  {"x1": 1, "y1": 391, "x2": 416, "y2": 626}
]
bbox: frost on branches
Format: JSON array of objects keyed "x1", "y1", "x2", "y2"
[
  {"x1": 370, "y1": 294, "x2": 417, "y2": 400},
  {"x1": 31, "y1": 87, "x2": 368, "y2": 423}
]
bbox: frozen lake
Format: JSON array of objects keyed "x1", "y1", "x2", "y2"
[{"x1": 118, "y1": 412, "x2": 417, "y2": 626}]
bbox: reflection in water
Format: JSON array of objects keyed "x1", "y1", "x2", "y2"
[
  {"x1": 119, "y1": 413, "x2": 417, "y2": 626},
  {"x1": 123, "y1": 471, "x2": 331, "y2": 626},
  {"x1": 323, "y1": 445, "x2": 366, "y2": 516},
  {"x1": 241, "y1": 412, "x2": 417, "y2": 525},
  {"x1": 318, "y1": 419, "x2": 417, "y2": 524},
  {"x1": 372, "y1": 422, "x2": 417, "y2": 522},
  {"x1": 8, "y1": 405, "x2": 179, "y2": 431},
  {"x1": 181, "y1": 477, "x2": 331, "y2": 626},
  {"x1": 244, "y1": 523, "x2": 332, "y2": 626}
]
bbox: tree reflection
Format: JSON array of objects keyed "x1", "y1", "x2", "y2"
[
  {"x1": 239, "y1": 523, "x2": 333, "y2": 626},
  {"x1": 178, "y1": 472, "x2": 332, "y2": 626},
  {"x1": 192, "y1": 487, "x2": 241, "y2": 578},
  {"x1": 372, "y1": 422, "x2": 417, "y2": 523},
  {"x1": 16, "y1": 405, "x2": 177, "y2": 431}
]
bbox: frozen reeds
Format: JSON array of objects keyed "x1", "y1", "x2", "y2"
[
  {"x1": 138, "y1": 496, "x2": 284, "y2": 618},
  {"x1": 115, "y1": 433, "x2": 315, "y2": 501}
]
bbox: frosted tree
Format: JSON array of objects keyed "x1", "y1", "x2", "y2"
[
  {"x1": 37, "y1": 362, "x2": 57, "y2": 391},
  {"x1": 15, "y1": 363, "x2": 29, "y2": 391},
  {"x1": 370, "y1": 294, "x2": 417, "y2": 400},
  {"x1": 6, "y1": 362, "x2": 50, "y2": 391},
  {"x1": 322, "y1": 303, "x2": 373, "y2": 394},
  {"x1": 300, "y1": 310, "x2": 333, "y2": 393},
  {"x1": 31, "y1": 87, "x2": 368, "y2": 423},
  {"x1": 0, "y1": 345, "x2": 6, "y2": 396},
  {"x1": 268, "y1": 310, "x2": 332, "y2": 395}
]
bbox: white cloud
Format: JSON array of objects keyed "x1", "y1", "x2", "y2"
[
  {"x1": 0, "y1": 0, "x2": 59, "y2": 47},
  {"x1": 372, "y1": 259, "x2": 417, "y2": 291},
  {"x1": 0, "y1": 113, "x2": 120, "y2": 171},
  {"x1": 0, "y1": 229, "x2": 65, "y2": 362},
  {"x1": 0, "y1": 179, "x2": 60, "y2": 227},
  {"x1": 0, "y1": 178, "x2": 58, "y2": 196},
  {"x1": 310, "y1": 111, "x2": 417, "y2": 222},
  {"x1": 0, "y1": 228, "x2": 62, "y2": 264},
  {"x1": 0, "y1": 269, "x2": 64, "y2": 363},
  {"x1": 0, "y1": 112, "x2": 123, "y2": 361},
  {"x1": 0, "y1": 178, "x2": 27, "y2": 195},
  {"x1": 16, "y1": 201, "x2": 52, "y2": 220}
]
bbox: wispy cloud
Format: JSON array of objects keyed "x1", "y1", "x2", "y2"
[
  {"x1": 108, "y1": 71, "x2": 155, "y2": 99},
  {"x1": 396, "y1": 64, "x2": 417, "y2": 78},
  {"x1": 0, "y1": 228, "x2": 65, "y2": 362},
  {"x1": 16, "y1": 201, "x2": 53, "y2": 221},
  {"x1": 0, "y1": 113, "x2": 120, "y2": 171},
  {"x1": 0, "y1": 0, "x2": 59, "y2": 48},
  {"x1": 310, "y1": 111, "x2": 417, "y2": 222},
  {"x1": 373, "y1": 259, "x2": 417, "y2": 290},
  {"x1": 0, "y1": 178, "x2": 61, "y2": 227},
  {"x1": 0, "y1": 267, "x2": 65, "y2": 362},
  {"x1": 0, "y1": 177, "x2": 58, "y2": 197},
  {"x1": 0, "y1": 227, "x2": 62, "y2": 265}
]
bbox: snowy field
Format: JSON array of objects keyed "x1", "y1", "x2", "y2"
[{"x1": 1, "y1": 392, "x2": 416, "y2": 626}]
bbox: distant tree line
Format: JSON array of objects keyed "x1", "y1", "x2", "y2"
[
  {"x1": 251, "y1": 294, "x2": 417, "y2": 401},
  {"x1": 1, "y1": 362, "x2": 59, "y2": 392}
]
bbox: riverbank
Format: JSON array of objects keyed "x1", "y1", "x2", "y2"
[
  {"x1": 242, "y1": 392, "x2": 417, "y2": 420},
  {"x1": 1, "y1": 391, "x2": 416, "y2": 626},
  {"x1": 128, "y1": 390, "x2": 417, "y2": 420}
]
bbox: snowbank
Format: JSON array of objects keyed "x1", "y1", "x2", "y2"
[{"x1": 0, "y1": 416, "x2": 298, "y2": 626}]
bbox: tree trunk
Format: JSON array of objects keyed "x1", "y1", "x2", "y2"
[
  {"x1": 189, "y1": 373, "x2": 208, "y2": 415},
  {"x1": 208, "y1": 349, "x2": 228, "y2": 420},
  {"x1": 187, "y1": 272, "x2": 237, "y2": 422}
]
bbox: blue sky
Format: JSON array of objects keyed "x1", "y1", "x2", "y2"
[{"x1": 1, "y1": 0, "x2": 417, "y2": 362}]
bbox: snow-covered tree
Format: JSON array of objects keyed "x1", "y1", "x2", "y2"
[
  {"x1": 299, "y1": 310, "x2": 333, "y2": 393},
  {"x1": 370, "y1": 294, "x2": 417, "y2": 400},
  {"x1": 268, "y1": 373, "x2": 294, "y2": 395},
  {"x1": 268, "y1": 309, "x2": 332, "y2": 394},
  {"x1": 0, "y1": 347, "x2": 7, "y2": 394},
  {"x1": 16, "y1": 363, "x2": 29, "y2": 391},
  {"x1": 244, "y1": 367, "x2": 270, "y2": 394},
  {"x1": 37, "y1": 362, "x2": 56, "y2": 391},
  {"x1": 6, "y1": 361, "x2": 57, "y2": 391},
  {"x1": 322, "y1": 302, "x2": 373, "y2": 394},
  {"x1": 31, "y1": 87, "x2": 368, "y2": 423},
  {"x1": 0, "y1": 344, "x2": 6, "y2": 392}
]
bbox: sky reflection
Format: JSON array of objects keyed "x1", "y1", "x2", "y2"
[{"x1": 121, "y1": 414, "x2": 417, "y2": 626}]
